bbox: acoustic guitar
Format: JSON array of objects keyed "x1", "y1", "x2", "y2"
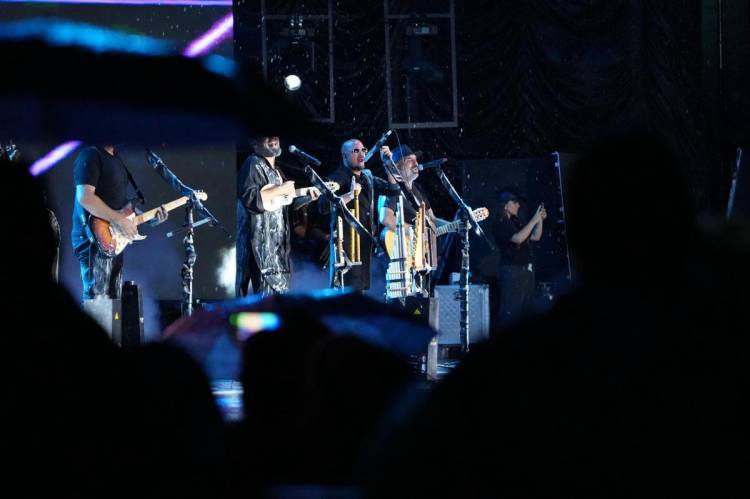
[
  {"x1": 260, "y1": 180, "x2": 339, "y2": 212},
  {"x1": 381, "y1": 206, "x2": 489, "y2": 259}
]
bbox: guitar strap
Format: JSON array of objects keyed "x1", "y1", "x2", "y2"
[
  {"x1": 84, "y1": 148, "x2": 146, "y2": 241},
  {"x1": 122, "y1": 164, "x2": 146, "y2": 207}
]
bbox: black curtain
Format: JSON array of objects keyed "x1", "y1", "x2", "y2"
[{"x1": 235, "y1": 0, "x2": 725, "y2": 214}]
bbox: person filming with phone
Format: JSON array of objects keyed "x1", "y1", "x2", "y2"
[{"x1": 495, "y1": 189, "x2": 546, "y2": 330}]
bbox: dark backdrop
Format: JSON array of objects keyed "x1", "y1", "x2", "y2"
[
  {"x1": 233, "y1": 0, "x2": 746, "y2": 297},
  {"x1": 235, "y1": 0, "x2": 743, "y2": 215}
]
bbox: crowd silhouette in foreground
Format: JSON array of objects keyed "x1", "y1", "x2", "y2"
[{"x1": 6, "y1": 131, "x2": 749, "y2": 497}]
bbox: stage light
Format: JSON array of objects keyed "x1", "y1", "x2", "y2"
[
  {"x1": 284, "y1": 74, "x2": 302, "y2": 91},
  {"x1": 182, "y1": 11, "x2": 233, "y2": 58},
  {"x1": 29, "y1": 140, "x2": 82, "y2": 177}
]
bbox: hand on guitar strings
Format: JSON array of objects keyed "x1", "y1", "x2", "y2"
[{"x1": 148, "y1": 205, "x2": 169, "y2": 227}]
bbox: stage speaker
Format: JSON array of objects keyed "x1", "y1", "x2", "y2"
[
  {"x1": 82, "y1": 297, "x2": 122, "y2": 345},
  {"x1": 394, "y1": 296, "x2": 439, "y2": 330},
  {"x1": 81, "y1": 282, "x2": 144, "y2": 347},
  {"x1": 434, "y1": 284, "x2": 490, "y2": 345},
  {"x1": 121, "y1": 281, "x2": 144, "y2": 348}
]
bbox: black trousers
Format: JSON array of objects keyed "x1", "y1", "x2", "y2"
[
  {"x1": 74, "y1": 236, "x2": 123, "y2": 300},
  {"x1": 498, "y1": 264, "x2": 535, "y2": 329}
]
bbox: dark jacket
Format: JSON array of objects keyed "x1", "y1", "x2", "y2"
[
  {"x1": 321, "y1": 165, "x2": 399, "y2": 290},
  {"x1": 236, "y1": 154, "x2": 291, "y2": 296}
]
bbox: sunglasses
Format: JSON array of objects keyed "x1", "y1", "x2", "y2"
[{"x1": 349, "y1": 148, "x2": 368, "y2": 154}]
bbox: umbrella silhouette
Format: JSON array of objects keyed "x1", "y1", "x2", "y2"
[
  {"x1": 163, "y1": 289, "x2": 436, "y2": 380},
  {"x1": 0, "y1": 18, "x2": 320, "y2": 143}
]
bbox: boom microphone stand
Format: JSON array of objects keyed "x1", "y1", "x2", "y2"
[{"x1": 145, "y1": 148, "x2": 228, "y2": 316}]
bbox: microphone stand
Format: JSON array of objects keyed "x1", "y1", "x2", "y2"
[
  {"x1": 305, "y1": 165, "x2": 383, "y2": 290},
  {"x1": 727, "y1": 148, "x2": 743, "y2": 221},
  {"x1": 433, "y1": 165, "x2": 495, "y2": 353},
  {"x1": 146, "y1": 148, "x2": 229, "y2": 316}
]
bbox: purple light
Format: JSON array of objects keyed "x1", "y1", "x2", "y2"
[
  {"x1": 1, "y1": 1, "x2": 232, "y2": 5},
  {"x1": 182, "y1": 11, "x2": 233, "y2": 58},
  {"x1": 29, "y1": 141, "x2": 82, "y2": 177}
]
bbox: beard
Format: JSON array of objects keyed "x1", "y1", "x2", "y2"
[
  {"x1": 257, "y1": 144, "x2": 282, "y2": 158},
  {"x1": 349, "y1": 160, "x2": 365, "y2": 171}
]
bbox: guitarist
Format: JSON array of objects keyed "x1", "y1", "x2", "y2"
[
  {"x1": 236, "y1": 135, "x2": 320, "y2": 297},
  {"x1": 379, "y1": 145, "x2": 448, "y2": 293},
  {"x1": 72, "y1": 145, "x2": 167, "y2": 300},
  {"x1": 379, "y1": 145, "x2": 448, "y2": 235}
]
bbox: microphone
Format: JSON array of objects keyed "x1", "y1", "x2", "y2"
[
  {"x1": 145, "y1": 147, "x2": 164, "y2": 168},
  {"x1": 288, "y1": 145, "x2": 321, "y2": 166},
  {"x1": 363, "y1": 129, "x2": 393, "y2": 162},
  {"x1": 417, "y1": 158, "x2": 448, "y2": 171}
]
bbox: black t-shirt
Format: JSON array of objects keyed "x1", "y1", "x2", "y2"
[
  {"x1": 496, "y1": 214, "x2": 532, "y2": 266},
  {"x1": 384, "y1": 182, "x2": 431, "y2": 225},
  {"x1": 71, "y1": 146, "x2": 133, "y2": 239}
]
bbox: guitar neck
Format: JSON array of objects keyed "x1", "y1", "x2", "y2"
[
  {"x1": 133, "y1": 196, "x2": 190, "y2": 226},
  {"x1": 436, "y1": 220, "x2": 460, "y2": 237}
]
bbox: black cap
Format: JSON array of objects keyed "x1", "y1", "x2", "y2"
[
  {"x1": 249, "y1": 134, "x2": 280, "y2": 146},
  {"x1": 498, "y1": 189, "x2": 524, "y2": 204},
  {"x1": 390, "y1": 144, "x2": 422, "y2": 164}
]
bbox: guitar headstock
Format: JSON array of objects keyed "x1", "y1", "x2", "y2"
[{"x1": 474, "y1": 207, "x2": 489, "y2": 222}]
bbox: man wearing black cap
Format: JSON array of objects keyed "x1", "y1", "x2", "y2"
[
  {"x1": 496, "y1": 190, "x2": 546, "y2": 328},
  {"x1": 379, "y1": 144, "x2": 441, "y2": 232},
  {"x1": 379, "y1": 145, "x2": 447, "y2": 291},
  {"x1": 321, "y1": 138, "x2": 399, "y2": 291}
]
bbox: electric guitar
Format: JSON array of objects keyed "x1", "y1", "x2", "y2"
[
  {"x1": 260, "y1": 180, "x2": 339, "y2": 212},
  {"x1": 87, "y1": 192, "x2": 208, "y2": 257}
]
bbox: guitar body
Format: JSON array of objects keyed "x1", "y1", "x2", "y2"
[
  {"x1": 260, "y1": 181, "x2": 340, "y2": 212},
  {"x1": 260, "y1": 182, "x2": 296, "y2": 212},
  {"x1": 381, "y1": 224, "x2": 434, "y2": 270},
  {"x1": 381, "y1": 225, "x2": 413, "y2": 262},
  {"x1": 87, "y1": 207, "x2": 142, "y2": 258},
  {"x1": 382, "y1": 207, "x2": 489, "y2": 266}
]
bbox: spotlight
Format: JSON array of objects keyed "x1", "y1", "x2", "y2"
[{"x1": 284, "y1": 74, "x2": 302, "y2": 91}]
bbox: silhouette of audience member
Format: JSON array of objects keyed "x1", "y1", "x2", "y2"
[
  {"x1": 6, "y1": 160, "x2": 121, "y2": 495},
  {"x1": 117, "y1": 342, "x2": 230, "y2": 498},
  {"x1": 228, "y1": 310, "x2": 332, "y2": 493},
  {"x1": 302, "y1": 335, "x2": 412, "y2": 484},
  {"x1": 363, "y1": 132, "x2": 750, "y2": 497},
  {"x1": 7, "y1": 161, "x2": 230, "y2": 497}
]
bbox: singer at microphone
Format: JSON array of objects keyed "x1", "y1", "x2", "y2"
[
  {"x1": 379, "y1": 145, "x2": 449, "y2": 263},
  {"x1": 318, "y1": 137, "x2": 402, "y2": 292}
]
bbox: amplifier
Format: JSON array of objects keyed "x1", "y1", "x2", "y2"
[
  {"x1": 434, "y1": 284, "x2": 491, "y2": 345},
  {"x1": 82, "y1": 281, "x2": 144, "y2": 347},
  {"x1": 82, "y1": 297, "x2": 122, "y2": 345},
  {"x1": 121, "y1": 281, "x2": 144, "y2": 348}
]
